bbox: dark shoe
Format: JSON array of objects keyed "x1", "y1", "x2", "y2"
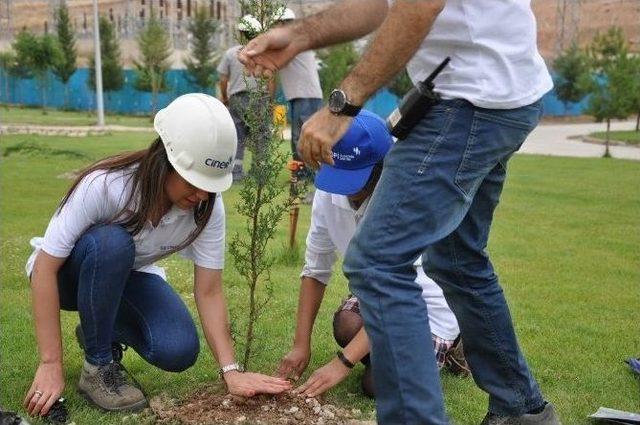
[
  {"x1": 78, "y1": 361, "x2": 147, "y2": 412},
  {"x1": 445, "y1": 336, "x2": 470, "y2": 377},
  {"x1": 75, "y1": 324, "x2": 146, "y2": 412},
  {"x1": 480, "y1": 402, "x2": 561, "y2": 425}
]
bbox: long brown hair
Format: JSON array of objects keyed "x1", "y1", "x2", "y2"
[{"x1": 58, "y1": 137, "x2": 214, "y2": 253}]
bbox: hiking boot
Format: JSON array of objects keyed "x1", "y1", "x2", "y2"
[
  {"x1": 444, "y1": 336, "x2": 470, "y2": 377},
  {"x1": 480, "y1": 402, "x2": 562, "y2": 425},
  {"x1": 78, "y1": 361, "x2": 147, "y2": 412},
  {"x1": 75, "y1": 324, "x2": 147, "y2": 411}
]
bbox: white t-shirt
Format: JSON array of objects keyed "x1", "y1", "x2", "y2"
[
  {"x1": 302, "y1": 189, "x2": 460, "y2": 340},
  {"x1": 25, "y1": 167, "x2": 226, "y2": 280},
  {"x1": 279, "y1": 51, "x2": 323, "y2": 101},
  {"x1": 399, "y1": 0, "x2": 553, "y2": 109},
  {"x1": 217, "y1": 45, "x2": 259, "y2": 97}
]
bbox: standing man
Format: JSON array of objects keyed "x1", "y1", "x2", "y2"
[
  {"x1": 278, "y1": 110, "x2": 467, "y2": 399},
  {"x1": 276, "y1": 8, "x2": 323, "y2": 184},
  {"x1": 217, "y1": 15, "x2": 274, "y2": 182},
  {"x1": 240, "y1": 1, "x2": 559, "y2": 424}
]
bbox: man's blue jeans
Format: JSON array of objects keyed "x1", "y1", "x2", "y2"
[
  {"x1": 289, "y1": 97, "x2": 323, "y2": 161},
  {"x1": 344, "y1": 99, "x2": 546, "y2": 424},
  {"x1": 57, "y1": 225, "x2": 200, "y2": 372}
]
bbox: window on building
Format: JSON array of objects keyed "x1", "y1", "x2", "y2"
[
  {"x1": 44, "y1": 20, "x2": 48, "y2": 34},
  {"x1": 141, "y1": 0, "x2": 145, "y2": 5},
  {"x1": 109, "y1": 8, "x2": 114, "y2": 22},
  {"x1": 216, "y1": 1, "x2": 220, "y2": 19},
  {"x1": 83, "y1": 12, "x2": 87, "y2": 30},
  {"x1": 187, "y1": 0, "x2": 191, "y2": 17}
]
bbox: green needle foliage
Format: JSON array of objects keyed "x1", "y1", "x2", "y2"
[
  {"x1": 12, "y1": 30, "x2": 62, "y2": 112},
  {"x1": 52, "y1": 3, "x2": 77, "y2": 109},
  {"x1": 228, "y1": 0, "x2": 299, "y2": 370},
  {"x1": 134, "y1": 11, "x2": 172, "y2": 115},
  {"x1": 88, "y1": 16, "x2": 124, "y2": 104},
  {"x1": 552, "y1": 42, "x2": 591, "y2": 112},
  {"x1": 584, "y1": 27, "x2": 635, "y2": 157},
  {"x1": 185, "y1": 6, "x2": 220, "y2": 94}
]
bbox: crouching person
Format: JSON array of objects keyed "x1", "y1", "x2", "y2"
[
  {"x1": 23, "y1": 94, "x2": 290, "y2": 418},
  {"x1": 277, "y1": 111, "x2": 468, "y2": 398}
]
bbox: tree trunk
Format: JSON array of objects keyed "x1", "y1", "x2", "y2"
[
  {"x1": 635, "y1": 112, "x2": 639, "y2": 132},
  {"x1": 64, "y1": 84, "x2": 69, "y2": 110},
  {"x1": 604, "y1": 119, "x2": 611, "y2": 158}
]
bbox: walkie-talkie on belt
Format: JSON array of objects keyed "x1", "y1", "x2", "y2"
[{"x1": 387, "y1": 57, "x2": 450, "y2": 140}]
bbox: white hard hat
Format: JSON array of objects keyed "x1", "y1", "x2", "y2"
[
  {"x1": 277, "y1": 7, "x2": 296, "y2": 21},
  {"x1": 154, "y1": 93, "x2": 237, "y2": 193},
  {"x1": 237, "y1": 14, "x2": 262, "y2": 33}
]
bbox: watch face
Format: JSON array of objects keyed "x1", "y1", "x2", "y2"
[{"x1": 328, "y1": 90, "x2": 346, "y2": 113}]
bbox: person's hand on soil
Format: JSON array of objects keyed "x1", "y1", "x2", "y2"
[
  {"x1": 276, "y1": 344, "x2": 311, "y2": 380},
  {"x1": 223, "y1": 371, "x2": 291, "y2": 397},
  {"x1": 294, "y1": 358, "x2": 351, "y2": 397},
  {"x1": 24, "y1": 361, "x2": 65, "y2": 417},
  {"x1": 299, "y1": 108, "x2": 353, "y2": 169}
]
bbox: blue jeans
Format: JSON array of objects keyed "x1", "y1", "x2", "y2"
[
  {"x1": 344, "y1": 99, "x2": 545, "y2": 424},
  {"x1": 58, "y1": 224, "x2": 200, "y2": 371},
  {"x1": 289, "y1": 97, "x2": 323, "y2": 161}
]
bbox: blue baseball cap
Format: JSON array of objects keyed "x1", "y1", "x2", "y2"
[{"x1": 315, "y1": 110, "x2": 393, "y2": 196}]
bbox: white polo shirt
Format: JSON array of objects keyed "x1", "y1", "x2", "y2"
[
  {"x1": 302, "y1": 189, "x2": 460, "y2": 340},
  {"x1": 395, "y1": 0, "x2": 553, "y2": 109},
  {"x1": 25, "y1": 167, "x2": 226, "y2": 280}
]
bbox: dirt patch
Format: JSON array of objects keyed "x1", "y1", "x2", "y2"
[{"x1": 149, "y1": 387, "x2": 375, "y2": 425}]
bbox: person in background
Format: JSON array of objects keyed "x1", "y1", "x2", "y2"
[
  {"x1": 275, "y1": 7, "x2": 323, "y2": 193},
  {"x1": 217, "y1": 15, "x2": 275, "y2": 182}
]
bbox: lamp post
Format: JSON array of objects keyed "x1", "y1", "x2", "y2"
[{"x1": 93, "y1": 0, "x2": 105, "y2": 127}]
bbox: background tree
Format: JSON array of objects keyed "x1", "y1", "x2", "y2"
[
  {"x1": 584, "y1": 27, "x2": 634, "y2": 157},
  {"x1": 627, "y1": 55, "x2": 640, "y2": 131},
  {"x1": 185, "y1": 6, "x2": 220, "y2": 94},
  {"x1": 553, "y1": 42, "x2": 591, "y2": 112},
  {"x1": 12, "y1": 30, "x2": 62, "y2": 112},
  {"x1": 134, "y1": 12, "x2": 172, "y2": 115},
  {"x1": 318, "y1": 42, "x2": 359, "y2": 99},
  {"x1": 52, "y1": 3, "x2": 77, "y2": 109},
  {"x1": 88, "y1": 16, "x2": 124, "y2": 106},
  {"x1": 0, "y1": 51, "x2": 19, "y2": 104}
]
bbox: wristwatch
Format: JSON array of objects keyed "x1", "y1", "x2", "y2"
[
  {"x1": 219, "y1": 362, "x2": 244, "y2": 377},
  {"x1": 328, "y1": 89, "x2": 362, "y2": 117}
]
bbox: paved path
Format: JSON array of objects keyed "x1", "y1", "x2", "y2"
[
  {"x1": 520, "y1": 120, "x2": 639, "y2": 160},
  {"x1": 3, "y1": 120, "x2": 638, "y2": 161}
]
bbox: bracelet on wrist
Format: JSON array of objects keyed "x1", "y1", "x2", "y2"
[{"x1": 336, "y1": 351, "x2": 355, "y2": 369}]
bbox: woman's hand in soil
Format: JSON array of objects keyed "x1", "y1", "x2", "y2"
[
  {"x1": 294, "y1": 357, "x2": 351, "y2": 398},
  {"x1": 276, "y1": 344, "x2": 311, "y2": 381},
  {"x1": 24, "y1": 361, "x2": 65, "y2": 416},
  {"x1": 224, "y1": 371, "x2": 292, "y2": 397}
]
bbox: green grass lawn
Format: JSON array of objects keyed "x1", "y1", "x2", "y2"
[
  {"x1": 590, "y1": 130, "x2": 640, "y2": 145},
  {"x1": 1, "y1": 131, "x2": 639, "y2": 424},
  {"x1": 0, "y1": 104, "x2": 153, "y2": 128}
]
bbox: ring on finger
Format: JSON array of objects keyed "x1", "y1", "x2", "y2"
[{"x1": 34, "y1": 390, "x2": 43, "y2": 398}]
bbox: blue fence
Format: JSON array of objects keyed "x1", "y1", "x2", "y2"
[{"x1": 0, "y1": 68, "x2": 587, "y2": 118}]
